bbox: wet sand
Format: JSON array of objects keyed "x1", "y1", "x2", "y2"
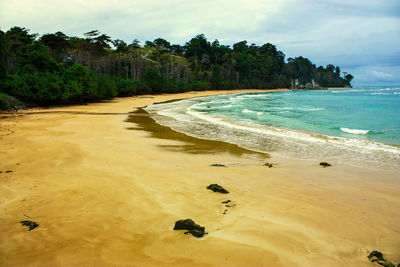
[{"x1": 0, "y1": 89, "x2": 399, "y2": 266}]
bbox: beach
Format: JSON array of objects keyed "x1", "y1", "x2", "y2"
[{"x1": 0, "y1": 89, "x2": 399, "y2": 266}]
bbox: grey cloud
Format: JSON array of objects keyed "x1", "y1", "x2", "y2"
[{"x1": 0, "y1": 0, "x2": 399, "y2": 85}]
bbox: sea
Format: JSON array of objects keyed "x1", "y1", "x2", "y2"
[{"x1": 145, "y1": 87, "x2": 400, "y2": 169}]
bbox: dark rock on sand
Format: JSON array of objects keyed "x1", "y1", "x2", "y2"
[
  {"x1": 368, "y1": 251, "x2": 396, "y2": 267},
  {"x1": 368, "y1": 251, "x2": 385, "y2": 262},
  {"x1": 6, "y1": 170, "x2": 12, "y2": 173},
  {"x1": 174, "y1": 219, "x2": 205, "y2": 238},
  {"x1": 210, "y1": 164, "x2": 226, "y2": 167},
  {"x1": 207, "y1": 184, "x2": 229, "y2": 194},
  {"x1": 221, "y1": 199, "x2": 236, "y2": 207},
  {"x1": 20, "y1": 220, "x2": 39, "y2": 231},
  {"x1": 320, "y1": 162, "x2": 331, "y2": 167},
  {"x1": 264, "y1": 163, "x2": 273, "y2": 168}
]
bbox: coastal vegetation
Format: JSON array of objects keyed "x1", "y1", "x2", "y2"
[{"x1": 0, "y1": 26, "x2": 353, "y2": 107}]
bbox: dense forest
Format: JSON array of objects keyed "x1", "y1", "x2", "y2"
[{"x1": 0, "y1": 26, "x2": 353, "y2": 107}]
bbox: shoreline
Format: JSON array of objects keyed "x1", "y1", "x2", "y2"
[
  {"x1": 1, "y1": 89, "x2": 399, "y2": 266},
  {"x1": 143, "y1": 89, "x2": 400, "y2": 171}
]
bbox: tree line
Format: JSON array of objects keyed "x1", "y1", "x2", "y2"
[{"x1": 0, "y1": 26, "x2": 353, "y2": 106}]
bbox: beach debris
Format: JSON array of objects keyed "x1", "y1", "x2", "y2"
[
  {"x1": 223, "y1": 209, "x2": 228, "y2": 215},
  {"x1": 20, "y1": 220, "x2": 39, "y2": 231},
  {"x1": 207, "y1": 184, "x2": 229, "y2": 194},
  {"x1": 221, "y1": 200, "x2": 232, "y2": 204},
  {"x1": 5, "y1": 170, "x2": 12, "y2": 173},
  {"x1": 367, "y1": 251, "x2": 396, "y2": 267},
  {"x1": 173, "y1": 219, "x2": 205, "y2": 238},
  {"x1": 319, "y1": 162, "x2": 331, "y2": 167},
  {"x1": 264, "y1": 163, "x2": 273, "y2": 168},
  {"x1": 210, "y1": 164, "x2": 226, "y2": 167}
]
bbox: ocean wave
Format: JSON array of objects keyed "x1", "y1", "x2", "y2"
[
  {"x1": 271, "y1": 107, "x2": 324, "y2": 111},
  {"x1": 144, "y1": 93, "x2": 400, "y2": 169},
  {"x1": 369, "y1": 92, "x2": 400, "y2": 95},
  {"x1": 340, "y1": 128, "x2": 370, "y2": 135}
]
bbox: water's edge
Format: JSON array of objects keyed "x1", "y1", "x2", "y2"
[{"x1": 144, "y1": 91, "x2": 400, "y2": 170}]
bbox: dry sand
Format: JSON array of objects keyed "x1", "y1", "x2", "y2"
[{"x1": 0, "y1": 89, "x2": 399, "y2": 266}]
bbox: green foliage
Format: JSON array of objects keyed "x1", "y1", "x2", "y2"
[
  {"x1": 345, "y1": 73, "x2": 354, "y2": 83},
  {"x1": 0, "y1": 30, "x2": 7, "y2": 78},
  {"x1": 115, "y1": 78, "x2": 138, "y2": 96},
  {"x1": 96, "y1": 75, "x2": 117, "y2": 99},
  {"x1": 20, "y1": 42, "x2": 59, "y2": 73},
  {"x1": 189, "y1": 80, "x2": 211, "y2": 91},
  {"x1": 142, "y1": 68, "x2": 166, "y2": 94},
  {"x1": 63, "y1": 64, "x2": 98, "y2": 101},
  {"x1": 1, "y1": 25, "x2": 353, "y2": 107},
  {"x1": 40, "y1": 31, "x2": 70, "y2": 61}
]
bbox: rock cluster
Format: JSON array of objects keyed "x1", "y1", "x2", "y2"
[{"x1": 290, "y1": 79, "x2": 322, "y2": 90}]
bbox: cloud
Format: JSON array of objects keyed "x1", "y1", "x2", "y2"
[
  {"x1": 1, "y1": 0, "x2": 399, "y2": 84},
  {"x1": 348, "y1": 65, "x2": 400, "y2": 85}
]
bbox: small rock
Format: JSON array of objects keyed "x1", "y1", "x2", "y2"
[
  {"x1": 367, "y1": 251, "x2": 396, "y2": 267},
  {"x1": 368, "y1": 251, "x2": 384, "y2": 262},
  {"x1": 207, "y1": 184, "x2": 229, "y2": 194},
  {"x1": 320, "y1": 162, "x2": 331, "y2": 167},
  {"x1": 225, "y1": 203, "x2": 236, "y2": 208},
  {"x1": 20, "y1": 220, "x2": 39, "y2": 231},
  {"x1": 221, "y1": 200, "x2": 232, "y2": 204},
  {"x1": 210, "y1": 164, "x2": 226, "y2": 167},
  {"x1": 264, "y1": 163, "x2": 273, "y2": 168},
  {"x1": 5, "y1": 170, "x2": 12, "y2": 173},
  {"x1": 223, "y1": 209, "x2": 228, "y2": 215},
  {"x1": 173, "y1": 219, "x2": 205, "y2": 238}
]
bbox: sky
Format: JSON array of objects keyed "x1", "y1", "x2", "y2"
[{"x1": 1, "y1": 0, "x2": 399, "y2": 86}]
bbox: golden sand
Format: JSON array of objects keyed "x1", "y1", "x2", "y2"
[{"x1": 0, "y1": 89, "x2": 399, "y2": 266}]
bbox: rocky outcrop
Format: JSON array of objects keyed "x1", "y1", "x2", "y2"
[
  {"x1": 0, "y1": 94, "x2": 26, "y2": 110},
  {"x1": 173, "y1": 219, "x2": 205, "y2": 238},
  {"x1": 290, "y1": 79, "x2": 323, "y2": 90}
]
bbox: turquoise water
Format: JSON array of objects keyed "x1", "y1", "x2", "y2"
[
  {"x1": 192, "y1": 87, "x2": 400, "y2": 145},
  {"x1": 145, "y1": 87, "x2": 400, "y2": 167}
]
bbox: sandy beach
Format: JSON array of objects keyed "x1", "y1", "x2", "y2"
[{"x1": 0, "y1": 89, "x2": 399, "y2": 266}]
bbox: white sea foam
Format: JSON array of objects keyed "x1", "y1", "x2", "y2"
[
  {"x1": 144, "y1": 94, "x2": 400, "y2": 169},
  {"x1": 272, "y1": 107, "x2": 324, "y2": 111},
  {"x1": 340, "y1": 128, "x2": 370, "y2": 135}
]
